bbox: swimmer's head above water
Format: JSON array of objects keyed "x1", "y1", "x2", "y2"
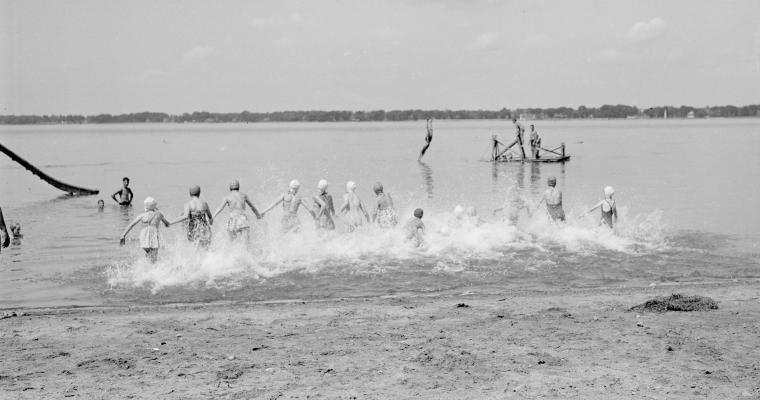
[
  {"x1": 373, "y1": 182, "x2": 383, "y2": 194},
  {"x1": 144, "y1": 197, "x2": 157, "y2": 211},
  {"x1": 229, "y1": 180, "x2": 240, "y2": 191},
  {"x1": 547, "y1": 177, "x2": 557, "y2": 187},
  {"x1": 453, "y1": 205, "x2": 465, "y2": 217},
  {"x1": 346, "y1": 181, "x2": 357, "y2": 193},
  {"x1": 317, "y1": 179, "x2": 328, "y2": 193},
  {"x1": 189, "y1": 185, "x2": 201, "y2": 197},
  {"x1": 414, "y1": 208, "x2": 424, "y2": 218},
  {"x1": 604, "y1": 186, "x2": 615, "y2": 198}
]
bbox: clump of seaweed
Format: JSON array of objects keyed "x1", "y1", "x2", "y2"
[{"x1": 629, "y1": 293, "x2": 718, "y2": 313}]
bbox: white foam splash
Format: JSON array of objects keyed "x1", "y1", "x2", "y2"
[{"x1": 106, "y1": 206, "x2": 667, "y2": 291}]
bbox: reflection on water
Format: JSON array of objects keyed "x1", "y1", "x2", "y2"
[
  {"x1": 418, "y1": 160, "x2": 434, "y2": 199},
  {"x1": 530, "y1": 162, "x2": 541, "y2": 185}
]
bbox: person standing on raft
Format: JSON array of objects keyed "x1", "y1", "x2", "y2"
[
  {"x1": 261, "y1": 180, "x2": 316, "y2": 233},
  {"x1": 120, "y1": 197, "x2": 171, "y2": 263},
  {"x1": 418, "y1": 119, "x2": 434, "y2": 161},
  {"x1": 371, "y1": 182, "x2": 398, "y2": 228},
  {"x1": 512, "y1": 118, "x2": 525, "y2": 143},
  {"x1": 339, "y1": 181, "x2": 370, "y2": 231},
  {"x1": 111, "y1": 177, "x2": 134, "y2": 206},
  {"x1": 537, "y1": 177, "x2": 565, "y2": 222},
  {"x1": 587, "y1": 186, "x2": 617, "y2": 228},
  {"x1": 313, "y1": 179, "x2": 336, "y2": 231},
  {"x1": 212, "y1": 180, "x2": 263, "y2": 241},
  {"x1": 171, "y1": 185, "x2": 213, "y2": 248},
  {"x1": 529, "y1": 125, "x2": 541, "y2": 158}
]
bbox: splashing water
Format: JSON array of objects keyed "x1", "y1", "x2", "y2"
[{"x1": 105, "y1": 206, "x2": 668, "y2": 296}]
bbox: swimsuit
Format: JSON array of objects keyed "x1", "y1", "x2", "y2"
[
  {"x1": 187, "y1": 210, "x2": 211, "y2": 247},
  {"x1": 227, "y1": 212, "x2": 250, "y2": 232},
  {"x1": 139, "y1": 211, "x2": 162, "y2": 249},
  {"x1": 343, "y1": 193, "x2": 365, "y2": 230},
  {"x1": 315, "y1": 193, "x2": 335, "y2": 230},
  {"x1": 600, "y1": 200, "x2": 615, "y2": 228},
  {"x1": 547, "y1": 204, "x2": 565, "y2": 221},
  {"x1": 375, "y1": 193, "x2": 398, "y2": 228},
  {"x1": 281, "y1": 193, "x2": 302, "y2": 232}
]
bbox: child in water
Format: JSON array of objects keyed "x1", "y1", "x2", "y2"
[
  {"x1": 313, "y1": 179, "x2": 336, "y2": 230},
  {"x1": 120, "y1": 197, "x2": 171, "y2": 263},
  {"x1": 261, "y1": 180, "x2": 316, "y2": 233},
  {"x1": 404, "y1": 208, "x2": 426, "y2": 247},
  {"x1": 212, "y1": 179, "x2": 263, "y2": 241},
  {"x1": 339, "y1": 181, "x2": 370, "y2": 232},
  {"x1": 493, "y1": 186, "x2": 531, "y2": 225},
  {"x1": 9, "y1": 222, "x2": 22, "y2": 246},
  {"x1": 537, "y1": 177, "x2": 565, "y2": 222},
  {"x1": 97, "y1": 199, "x2": 105, "y2": 211},
  {"x1": 371, "y1": 182, "x2": 398, "y2": 228},
  {"x1": 587, "y1": 186, "x2": 618, "y2": 228},
  {"x1": 171, "y1": 185, "x2": 213, "y2": 248}
]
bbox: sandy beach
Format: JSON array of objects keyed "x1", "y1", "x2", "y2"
[{"x1": 2, "y1": 280, "x2": 759, "y2": 399}]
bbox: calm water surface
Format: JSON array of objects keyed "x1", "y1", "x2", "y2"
[{"x1": 1, "y1": 119, "x2": 758, "y2": 307}]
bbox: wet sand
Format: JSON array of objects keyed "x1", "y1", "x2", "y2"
[{"x1": 2, "y1": 281, "x2": 759, "y2": 399}]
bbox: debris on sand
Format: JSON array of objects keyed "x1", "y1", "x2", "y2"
[
  {"x1": 217, "y1": 366, "x2": 244, "y2": 380},
  {"x1": 629, "y1": 293, "x2": 718, "y2": 313}
]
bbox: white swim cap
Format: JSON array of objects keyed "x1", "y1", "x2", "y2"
[
  {"x1": 318, "y1": 179, "x2": 328, "y2": 191},
  {"x1": 453, "y1": 205, "x2": 465, "y2": 216},
  {"x1": 604, "y1": 186, "x2": 615, "y2": 197},
  {"x1": 144, "y1": 197, "x2": 157, "y2": 211},
  {"x1": 289, "y1": 179, "x2": 300, "y2": 189},
  {"x1": 346, "y1": 181, "x2": 356, "y2": 192}
]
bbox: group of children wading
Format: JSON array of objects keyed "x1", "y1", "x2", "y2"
[{"x1": 117, "y1": 118, "x2": 618, "y2": 263}]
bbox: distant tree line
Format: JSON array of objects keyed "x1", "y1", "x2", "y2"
[{"x1": 1, "y1": 104, "x2": 758, "y2": 125}]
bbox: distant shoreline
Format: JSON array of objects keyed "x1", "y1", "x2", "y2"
[{"x1": 1, "y1": 104, "x2": 758, "y2": 125}]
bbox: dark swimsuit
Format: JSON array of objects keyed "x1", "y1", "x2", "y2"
[
  {"x1": 601, "y1": 200, "x2": 615, "y2": 228},
  {"x1": 187, "y1": 211, "x2": 211, "y2": 247}
]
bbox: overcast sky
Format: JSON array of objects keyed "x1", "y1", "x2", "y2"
[{"x1": 1, "y1": 0, "x2": 758, "y2": 114}]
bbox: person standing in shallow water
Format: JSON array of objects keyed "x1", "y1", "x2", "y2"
[
  {"x1": 537, "y1": 176, "x2": 565, "y2": 222},
  {"x1": 212, "y1": 180, "x2": 262, "y2": 241},
  {"x1": 418, "y1": 119, "x2": 433, "y2": 161},
  {"x1": 261, "y1": 180, "x2": 316, "y2": 233},
  {"x1": 0, "y1": 206, "x2": 10, "y2": 253},
  {"x1": 404, "y1": 208, "x2": 426, "y2": 247},
  {"x1": 313, "y1": 179, "x2": 336, "y2": 231},
  {"x1": 587, "y1": 186, "x2": 618, "y2": 229},
  {"x1": 120, "y1": 197, "x2": 170, "y2": 263},
  {"x1": 171, "y1": 185, "x2": 213, "y2": 248},
  {"x1": 111, "y1": 177, "x2": 134, "y2": 206},
  {"x1": 371, "y1": 182, "x2": 398, "y2": 228},
  {"x1": 339, "y1": 181, "x2": 370, "y2": 232}
]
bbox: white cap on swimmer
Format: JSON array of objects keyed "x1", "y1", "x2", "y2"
[
  {"x1": 318, "y1": 179, "x2": 328, "y2": 191},
  {"x1": 289, "y1": 179, "x2": 300, "y2": 190},
  {"x1": 453, "y1": 205, "x2": 465, "y2": 216},
  {"x1": 604, "y1": 186, "x2": 615, "y2": 197},
  {"x1": 144, "y1": 197, "x2": 157, "y2": 211},
  {"x1": 346, "y1": 181, "x2": 357, "y2": 192}
]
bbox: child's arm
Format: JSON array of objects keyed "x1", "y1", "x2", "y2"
[
  {"x1": 245, "y1": 196, "x2": 263, "y2": 219},
  {"x1": 260, "y1": 195, "x2": 283, "y2": 216},
  {"x1": 587, "y1": 201, "x2": 603, "y2": 214},
  {"x1": 612, "y1": 202, "x2": 618, "y2": 223},
  {"x1": 300, "y1": 198, "x2": 317, "y2": 219},
  {"x1": 111, "y1": 190, "x2": 120, "y2": 204},
  {"x1": 169, "y1": 204, "x2": 190, "y2": 225},
  {"x1": 212, "y1": 198, "x2": 228, "y2": 220},
  {"x1": 120, "y1": 214, "x2": 143, "y2": 245},
  {"x1": 338, "y1": 196, "x2": 349, "y2": 215},
  {"x1": 359, "y1": 201, "x2": 370, "y2": 222},
  {"x1": 160, "y1": 212, "x2": 171, "y2": 228}
]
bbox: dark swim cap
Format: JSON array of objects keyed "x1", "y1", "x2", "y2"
[
  {"x1": 414, "y1": 208, "x2": 423, "y2": 218},
  {"x1": 189, "y1": 185, "x2": 201, "y2": 196},
  {"x1": 547, "y1": 177, "x2": 557, "y2": 186}
]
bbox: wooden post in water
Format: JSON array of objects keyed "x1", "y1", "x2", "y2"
[{"x1": 561, "y1": 142, "x2": 565, "y2": 159}]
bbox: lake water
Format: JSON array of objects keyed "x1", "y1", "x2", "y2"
[{"x1": 1, "y1": 119, "x2": 759, "y2": 308}]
